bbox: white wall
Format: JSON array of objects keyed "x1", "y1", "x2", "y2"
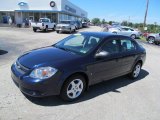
[
  {"x1": 0, "y1": 0, "x2": 88, "y2": 18},
  {"x1": 61, "y1": 0, "x2": 87, "y2": 18},
  {"x1": 0, "y1": 0, "x2": 62, "y2": 11}
]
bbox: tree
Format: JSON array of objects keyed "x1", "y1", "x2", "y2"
[
  {"x1": 121, "y1": 21, "x2": 128, "y2": 26},
  {"x1": 108, "y1": 21, "x2": 113, "y2": 25},
  {"x1": 128, "y1": 22, "x2": 133, "y2": 27},
  {"x1": 91, "y1": 18, "x2": 101, "y2": 25},
  {"x1": 102, "y1": 19, "x2": 106, "y2": 24}
]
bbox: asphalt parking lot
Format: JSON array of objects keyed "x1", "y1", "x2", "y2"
[{"x1": 0, "y1": 26, "x2": 160, "y2": 120}]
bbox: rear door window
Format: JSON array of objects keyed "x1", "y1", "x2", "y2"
[{"x1": 120, "y1": 39, "x2": 136, "y2": 52}]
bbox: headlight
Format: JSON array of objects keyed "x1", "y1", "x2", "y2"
[{"x1": 30, "y1": 67, "x2": 58, "y2": 79}]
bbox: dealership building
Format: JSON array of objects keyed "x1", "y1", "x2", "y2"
[{"x1": 0, "y1": 0, "x2": 88, "y2": 25}]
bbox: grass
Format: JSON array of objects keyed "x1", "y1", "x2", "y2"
[{"x1": 139, "y1": 36, "x2": 147, "y2": 41}]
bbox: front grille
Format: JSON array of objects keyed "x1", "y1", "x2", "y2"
[{"x1": 15, "y1": 61, "x2": 30, "y2": 74}]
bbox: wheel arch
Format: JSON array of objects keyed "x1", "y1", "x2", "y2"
[
  {"x1": 147, "y1": 36, "x2": 155, "y2": 40},
  {"x1": 136, "y1": 59, "x2": 143, "y2": 66},
  {"x1": 60, "y1": 72, "x2": 90, "y2": 92}
]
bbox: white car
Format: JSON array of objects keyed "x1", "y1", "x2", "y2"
[
  {"x1": 147, "y1": 33, "x2": 160, "y2": 45},
  {"x1": 31, "y1": 18, "x2": 56, "y2": 32},
  {"x1": 108, "y1": 26, "x2": 141, "y2": 39},
  {"x1": 56, "y1": 20, "x2": 76, "y2": 34}
]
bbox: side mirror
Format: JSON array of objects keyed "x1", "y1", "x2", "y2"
[{"x1": 95, "y1": 51, "x2": 109, "y2": 59}]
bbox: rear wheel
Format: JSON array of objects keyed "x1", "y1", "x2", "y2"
[
  {"x1": 129, "y1": 63, "x2": 142, "y2": 79},
  {"x1": 60, "y1": 75, "x2": 86, "y2": 101},
  {"x1": 56, "y1": 30, "x2": 59, "y2": 33},
  {"x1": 112, "y1": 32, "x2": 117, "y2": 34}
]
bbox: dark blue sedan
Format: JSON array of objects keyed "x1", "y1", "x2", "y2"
[{"x1": 11, "y1": 32, "x2": 146, "y2": 101}]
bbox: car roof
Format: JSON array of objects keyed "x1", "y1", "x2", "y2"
[{"x1": 79, "y1": 32, "x2": 132, "y2": 40}]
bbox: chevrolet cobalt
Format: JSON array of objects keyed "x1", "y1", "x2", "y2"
[{"x1": 11, "y1": 32, "x2": 146, "y2": 101}]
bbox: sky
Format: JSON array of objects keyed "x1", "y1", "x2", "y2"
[{"x1": 70, "y1": 0, "x2": 159, "y2": 25}]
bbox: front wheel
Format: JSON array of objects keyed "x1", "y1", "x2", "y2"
[
  {"x1": 60, "y1": 75, "x2": 86, "y2": 101},
  {"x1": 52, "y1": 25, "x2": 56, "y2": 31},
  {"x1": 33, "y1": 28, "x2": 37, "y2": 32},
  {"x1": 131, "y1": 34, "x2": 136, "y2": 39},
  {"x1": 148, "y1": 37, "x2": 155, "y2": 44},
  {"x1": 44, "y1": 27, "x2": 48, "y2": 32},
  {"x1": 155, "y1": 41, "x2": 160, "y2": 45},
  {"x1": 129, "y1": 63, "x2": 141, "y2": 79}
]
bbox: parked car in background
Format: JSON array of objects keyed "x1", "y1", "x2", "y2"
[
  {"x1": 56, "y1": 20, "x2": 76, "y2": 34},
  {"x1": 11, "y1": 32, "x2": 146, "y2": 101},
  {"x1": 147, "y1": 33, "x2": 160, "y2": 45},
  {"x1": 31, "y1": 18, "x2": 56, "y2": 32},
  {"x1": 82, "y1": 22, "x2": 88, "y2": 28},
  {"x1": 143, "y1": 32, "x2": 150, "y2": 38},
  {"x1": 108, "y1": 26, "x2": 141, "y2": 39},
  {"x1": 74, "y1": 21, "x2": 82, "y2": 29}
]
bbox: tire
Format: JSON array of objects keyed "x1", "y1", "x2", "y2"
[
  {"x1": 148, "y1": 37, "x2": 155, "y2": 44},
  {"x1": 56, "y1": 30, "x2": 59, "y2": 34},
  {"x1": 33, "y1": 28, "x2": 37, "y2": 32},
  {"x1": 60, "y1": 75, "x2": 86, "y2": 102},
  {"x1": 112, "y1": 32, "x2": 117, "y2": 34},
  {"x1": 73, "y1": 29, "x2": 76, "y2": 33},
  {"x1": 129, "y1": 63, "x2": 142, "y2": 79},
  {"x1": 45, "y1": 26, "x2": 48, "y2": 32},
  {"x1": 131, "y1": 34, "x2": 136, "y2": 39},
  {"x1": 52, "y1": 25, "x2": 56, "y2": 31},
  {"x1": 69, "y1": 29, "x2": 72, "y2": 34},
  {"x1": 155, "y1": 41, "x2": 160, "y2": 45}
]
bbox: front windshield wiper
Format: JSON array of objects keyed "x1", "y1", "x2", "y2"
[{"x1": 54, "y1": 45, "x2": 76, "y2": 54}]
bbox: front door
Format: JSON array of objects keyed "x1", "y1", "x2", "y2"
[{"x1": 90, "y1": 38, "x2": 123, "y2": 84}]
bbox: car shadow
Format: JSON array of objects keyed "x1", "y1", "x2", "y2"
[
  {"x1": 57, "y1": 31, "x2": 79, "y2": 34},
  {"x1": 0, "y1": 50, "x2": 8, "y2": 55},
  {"x1": 36, "y1": 30, "x2": 55, "y2": 33},
  {"x1": 25, "y1": 69, "x2": 149, "y2": 106}
]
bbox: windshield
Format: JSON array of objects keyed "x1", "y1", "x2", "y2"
[
  {"x1": 60, "y1": 21, "x2": 71, "y2": 24},
  {"x1": 54, "y1": 33, "x2": 102, "y2": 55},
  {"x1": 39, "y1": 19, "x2": 49, "y2": 23}
]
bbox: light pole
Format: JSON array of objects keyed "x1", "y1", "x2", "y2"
[{"x1": 144, "y1": 0, "x2": 149, "y2": 29}]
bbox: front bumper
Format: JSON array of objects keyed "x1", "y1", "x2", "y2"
[
  {"x1": 11, "y1": 64, "x2": 62, "y2": 97},
  {"x1": 33, "y1": 27, "x2": 45, "y2": 30}
]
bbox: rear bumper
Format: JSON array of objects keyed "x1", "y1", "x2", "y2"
[
  {"x1": 56, "y1": 28, "x2": 71, "y2": 32},
  {"x1": 11, "y1": 64, "x2": 62, "y2": 97}
]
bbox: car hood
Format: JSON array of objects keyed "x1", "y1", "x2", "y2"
[{"x1": 18, "y1": 46, "x2": 80, "y2": 69}]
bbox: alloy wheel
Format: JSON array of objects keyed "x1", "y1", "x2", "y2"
[
  {"x1": 133, "y1": 64, "x2": 141, "y2": 78},
  {"x1": 67, "y1": 79, "x2": 83, "y2": 99},
  {"x1": 148, "y1": 37, "x2": 155, "y2": 44}
]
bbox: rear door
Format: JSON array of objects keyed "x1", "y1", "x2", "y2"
[{"x1": 119, "y1": 37, "x2": 138, "y2": 74}]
